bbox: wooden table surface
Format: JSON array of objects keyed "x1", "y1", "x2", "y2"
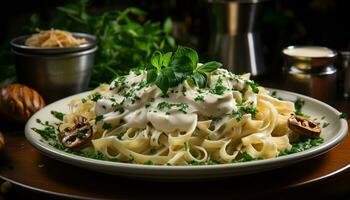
[{"x1": 0, "y1": 78, "x2": 349, "y2": 199}]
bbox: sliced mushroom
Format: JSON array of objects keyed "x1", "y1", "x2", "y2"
[
  {"x1": 288, "y1": 114, "x2": 321, "y2": 138},
  {"x1": 60, "y1": 116, "x2": 93, "y2": 148}
]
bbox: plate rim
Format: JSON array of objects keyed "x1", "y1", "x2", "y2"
[{"x1": 24, "y1": 88, "x2": 348, "y2": 173}]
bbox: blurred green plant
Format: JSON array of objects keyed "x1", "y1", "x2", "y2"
[
  {"x1": 1, "y1": 0, "x2": 175, "y2": 86},
  {"x1": 48, "y1": 0, "x2": 175, "y2": 86}
]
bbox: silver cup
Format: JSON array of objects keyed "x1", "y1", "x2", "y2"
[{"x1": 10, "y1": 33, "x2": 98, "y2": 103}]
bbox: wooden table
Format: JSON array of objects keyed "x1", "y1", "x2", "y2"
[{"x1": 0, "y1": 79, "x2": 349, "y2": 199}]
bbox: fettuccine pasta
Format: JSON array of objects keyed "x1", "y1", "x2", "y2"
[{"x1": 58, "y1": 68, "x2": 297, "y2": 165}]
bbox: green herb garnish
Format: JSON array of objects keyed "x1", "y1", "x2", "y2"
[
  {"x1": 339, "y1": 112, "x2": 347, "y2": 119},
  {"x1": 322, "y1": 122, "x2": 330, "y2": 128},
  {"x1": 147, "y1": 46, "x2": 222, "y2": 94},
  {"x1": 231, "y1": 111, "x2": 243, "y2": 122},
  {"x1": 184, "y1": 141, "x2": 189, "y2": 151},
  {"x1": 209, "y1": 78, "x2": 227, "y2": 95},
  {"x1": 194, "y1": 95, "x2": 204, "y2": 102},
  {"x1": 157, "y1": 102, "x2": 189, "y2": 114},
  {"x1": 116, "y1": 132, "x2": 125, "y2": 140},
  {"x1": 144, "y1": 160, "x2": 154, "y2": 165},
  {"x1": 294, "y1": 98, "x2": 308, "y2": 117},
  {"x1": 95, "y1": 115, "x2": 103, "y2": 122},
  {"x1": 102, "y1": 123, "x2": 112, "y2": 130},
  {"x1": 76, "y1": 131, "x2": 85, "y2": 139},
  {"x1": 239, "y1": 103, "x2": 259, "y2": 118},
  {"x1": 50, "y1": 110, "x2": 65, "y2": 121},
  {"x1": 31, "y1": 126, "x2": 56, "y2": 141},
  {"x1": 279, "y1": 138, "x2": 324, "y2": 156},
  {"x1": 245, "y1": 80, "x2": 259, "y2": 94},
  {"x1": 150, "y1": 148, "x2": 157, "y2": 155},
  {"x1": 91, "y1": 92, "x2": 102, "y2": 102}
]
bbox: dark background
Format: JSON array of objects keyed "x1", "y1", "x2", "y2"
[{"x1": 0, "y1": 0, "x2": 349, "y2": 76}]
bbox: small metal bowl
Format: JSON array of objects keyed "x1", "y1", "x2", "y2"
[
  {"x1": 10, "y1": 33, "x2": 98, "y2": 103},
  {"x1": 282, "y1": 46, "x2": 337, "y2": 74}
]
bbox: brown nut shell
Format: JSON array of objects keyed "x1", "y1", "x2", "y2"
[
  {"x1": 0, "y1": 84, "x2": 45, "y2": 122},
  {"x1": 288, "y1": 114, "x2": 321, "y2": 138}
]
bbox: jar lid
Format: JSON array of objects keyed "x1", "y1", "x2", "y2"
[
  {"x1": 10, "y1": 32, "x2": 97, "y2": 55},
  {"x1": 282, "y1": 46, "x2": 337, "y2": 73}
]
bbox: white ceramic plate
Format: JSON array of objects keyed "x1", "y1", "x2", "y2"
[{"x1": 25, "y1": 89, "x2": 348, "y2": 180}]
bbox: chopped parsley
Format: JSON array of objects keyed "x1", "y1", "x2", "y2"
[
  {"x1": 136, "y1": 80, "x2": 148, "y2": 90},
  {"x1": 144, "y1": 160, "x2": 154, "y2": 165},
  {"x1": 184, "y1": 141, "x2": 189, "y2": 151},
  {"x1": 157, "y1": 102, "x2": 189, "y2": 114},
  {"x1": 279, "y1": 138, "x2": 324, "y2": 156},
  {"x1": 239, "y1": 103, "x2": 259, "y2": 118},
  {"x1": 91, "y1": 92, "x2": 102, "y2": 102},
  {"x1": 116, "y1": 132, "x2": 125, "y2": 140},
  {"x1": 50, "y1": 110, "x2": 65, "y2": 121},
  {"x1": 322, "y1": 122, "x2": 330, "y2": 128},
  {"x1": 95, "y1": 115, "x2": 103, "y2": 122},
  {"x1": 194, "y1": 95, "x2": 204, "y2": 102},
  {"x1": 115, "y1": 107, "x2": 125, "y2": 114},
  {"x1": 271, "y1": 91, "x2": 283, "y2": 100},
  {"x1": 339, "y1": 112, "x2": 347, "y2": 119},
  {"x1": 209, "y1": 78, "x2": 227, "y2": 95},
  {"x1": 150, "y1": 148, "x2": 157, "y2": 155},
  {"x1": 31, "y1": 126, "x2": 56, "y2": 141},
  {"x1": 76, "y1": 131, "x2": 85, "y2": 139},
  {"x1": 81, "y1": 98, "x2": 87, "y2": 103},
  {"x1": 240, "y1": 152, "x2": 259, "y2": 162},
  {"x1": 231, "y1": 111, "x2": 243, "y2": 122},
  {"x1": 102, "y1": 123, "x2": 112, "y2": 130},
  {"x1": 294, "y1": 98, "x2": 308, "y2": 117},
  {"x1": 245, "y1": 80, "x2": 259, "y2": 94},
  {"x1": 181, "y1": 86, "x2": 187, "y2": 96},
  {"x1": 111, "y1": 76, "x2": 126, "y2": 90}
]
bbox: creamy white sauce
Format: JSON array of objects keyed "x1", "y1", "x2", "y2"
[
  {"x1": 283, "y1": 46, "x2": 334, "y2": 58},
  {"x1": 95, "y1": 69, "x2": 256, "y2": 133}
]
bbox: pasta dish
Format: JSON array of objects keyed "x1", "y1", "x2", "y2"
[{"x1": 33, "y1": 46, "x2": 323, "y2": 165}]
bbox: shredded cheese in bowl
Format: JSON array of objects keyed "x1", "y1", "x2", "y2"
[{"x1": 25, "y1": 29, "x2": 88, "y2": 48}]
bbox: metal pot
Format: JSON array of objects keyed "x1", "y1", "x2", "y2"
[{"x1": 10, "y1": 33, "x2": 97, "y2": 103}]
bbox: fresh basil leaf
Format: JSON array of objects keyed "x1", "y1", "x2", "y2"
[
  {"x1": 192, "y1": 72, "x2": 207, "y2": 88},
  {"x1": 173, "y1": 46, "x2": 198, "y2": 69},
  {"x1": 162, "y1": 52, "x2": 173, "y2": 67},
  {"x1": 162, "y1": 68, "x2": 178, "y2": 87},
  {"x1": 163, "y1": 17, "x2": 172, "y2": 34},
  {"x1": 197, "y1": 61, "x2": 222, "y2": 73},
  {"x1": 170, "y1": 56, "x2": 193, "y2": 75},
  {"x1": 187, "y1": 76, "x2": 196, "y2": 86},
  {"x1": 151, "y1": 51, "x2": 163, "y2": 69},
  {"x1": 147, "y1": 69, "x2": 158, "y2": 83},
  {"x1": 155, "y1": 74, "x2": 170, "y2": 94}
]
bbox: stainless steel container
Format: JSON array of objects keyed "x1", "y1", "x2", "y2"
[
  {"x1": 282, "y1": 46, "x2": 338, "y2": 102},
  {"x1": 208, "y1": 0, "x2": 268, "y2": 76},
  {"x1": 10, "y1": 33, "x2": 97, "y2": 103},
  {"x1": 339, "y1": 50, "x2": 350, "y2": 99}
]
